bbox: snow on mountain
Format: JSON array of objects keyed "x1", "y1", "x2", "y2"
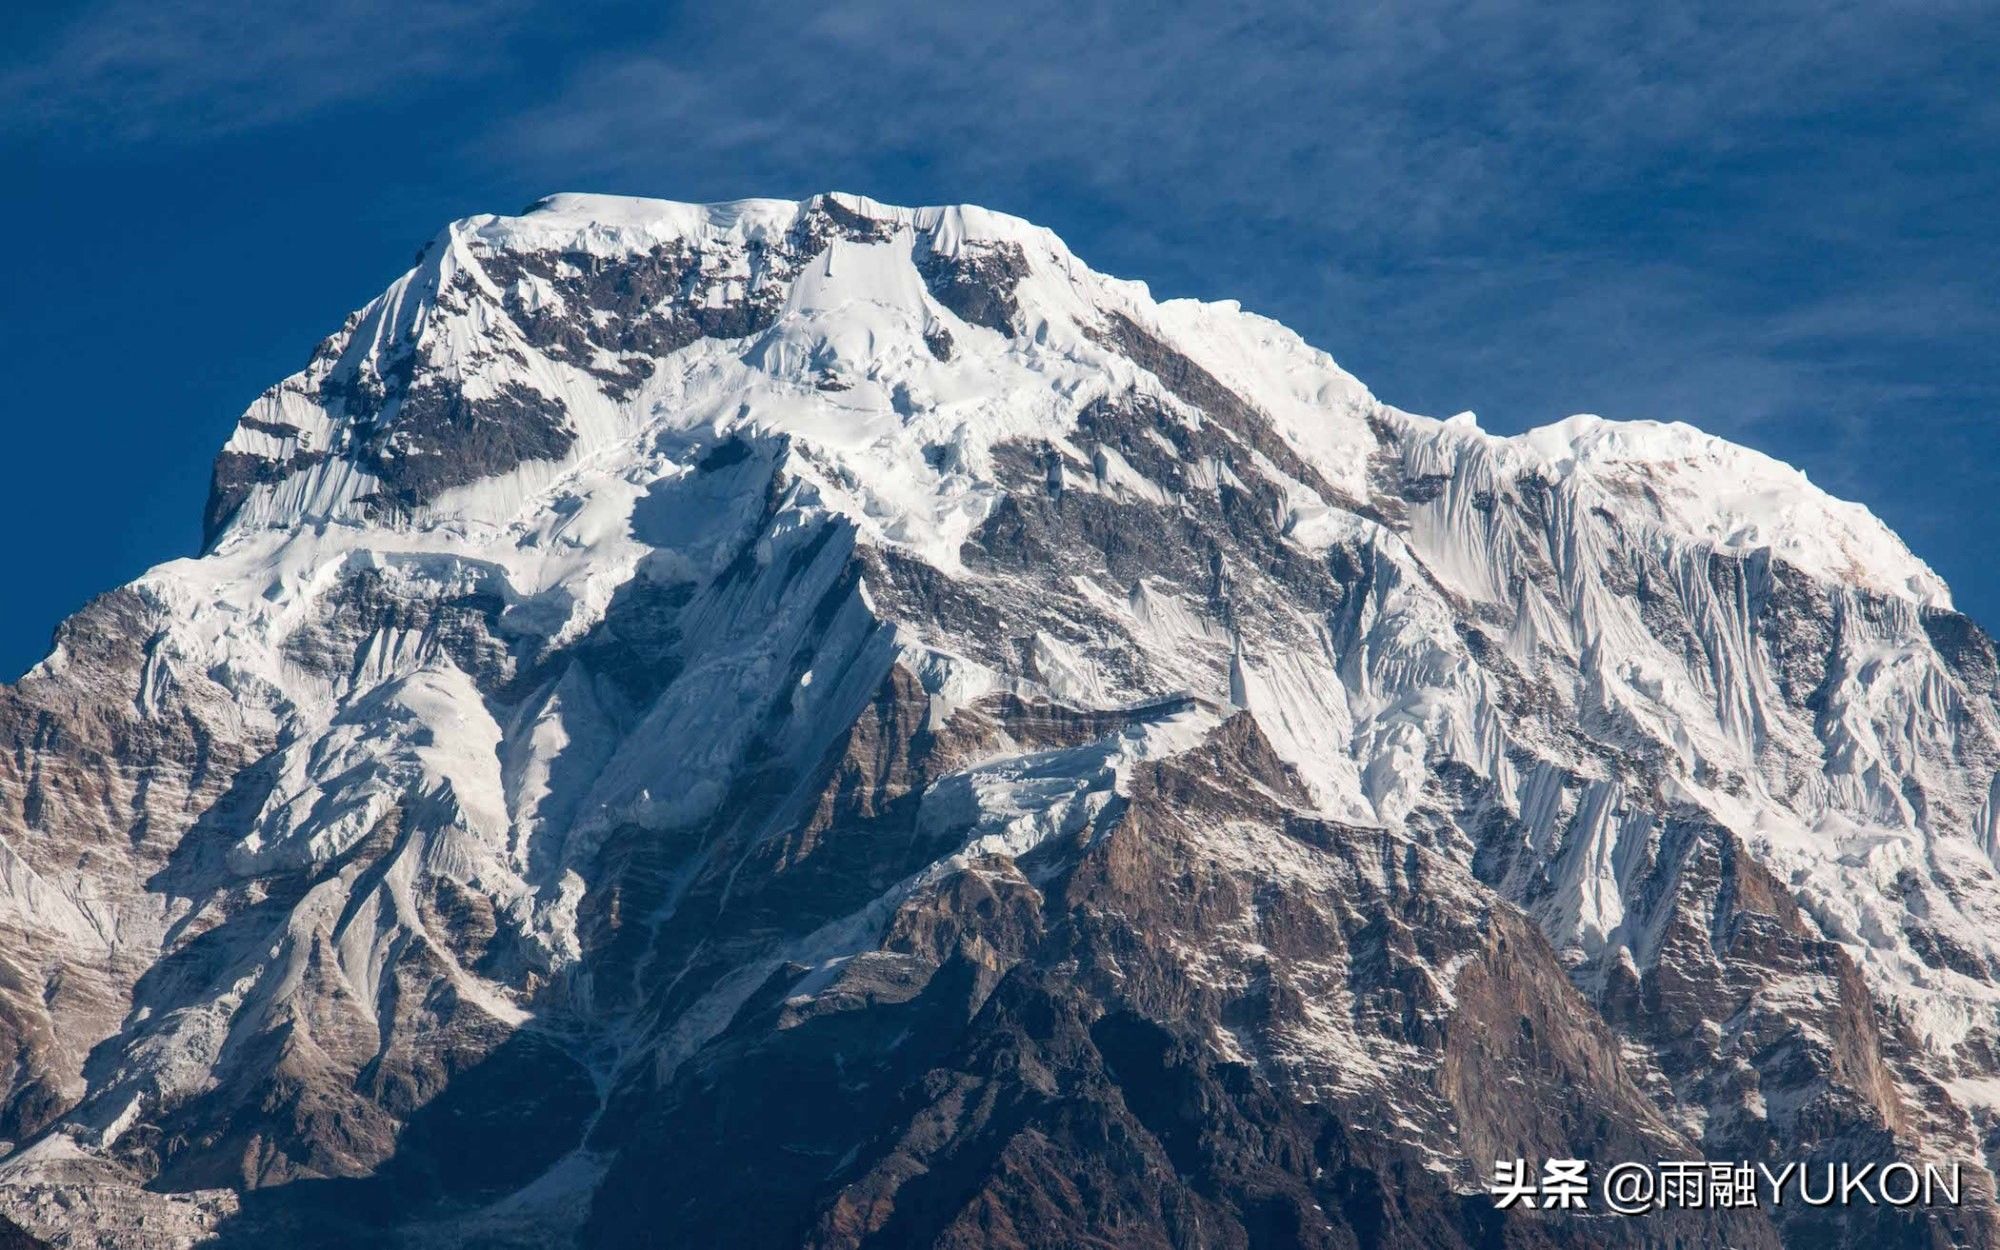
[{"x1": 0, "y1": 192, "x2": 1994, "y2": 1248}]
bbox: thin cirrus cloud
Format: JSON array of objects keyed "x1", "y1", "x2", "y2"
[
  {"x1": 0, "y1": 0, "x2": 530, "y2": 141},
  {"x1": 490, "y1": 1, "x2": 1962, "y2": 243},
  {"x1": 484, "y1": 2, "x2": 1997, "y2": 415}
]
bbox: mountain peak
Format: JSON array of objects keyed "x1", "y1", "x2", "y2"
[
  {"x1": 500, "y1": 190, "x2": 1053, "y2": 251},
  {"x1": 203, "y1": 191, "x2": 1942, "y2": 615},
  {"x1": 199, "y1": 190, "x2": 1327, "y2": 553}
]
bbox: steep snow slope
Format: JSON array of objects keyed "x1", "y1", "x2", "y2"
[{"x1": 0, "y1": 192, "x2": 1994, "y2": 1248}]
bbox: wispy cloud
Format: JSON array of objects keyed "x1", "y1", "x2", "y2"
[
  {"x1": 482, "y1": 0, "x2": 1996, "y2": 411},
  {"x1": 490, "y1": 1, "x2": 1976, "y2": 241},
  {"x1": 0, "y1": 0, "x2": 529, "y2": 141}
]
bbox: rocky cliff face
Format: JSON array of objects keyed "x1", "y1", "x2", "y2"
[{"x1": 1, "y1": 192, "x2": 1997, "y2": 1247}]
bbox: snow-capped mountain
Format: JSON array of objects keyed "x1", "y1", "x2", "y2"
[{"x1": 1, "y1": 191, "x2": 1997, "y2": 1247}]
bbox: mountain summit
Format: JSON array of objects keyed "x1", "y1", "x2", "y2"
[{"x1": 1, "y1": 192, "x2": 1996, "y2": 1247}]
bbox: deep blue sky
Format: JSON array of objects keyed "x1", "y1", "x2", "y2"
[{"x1": 2, "y1": 1, "x2": 1995, "y2": 679}]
